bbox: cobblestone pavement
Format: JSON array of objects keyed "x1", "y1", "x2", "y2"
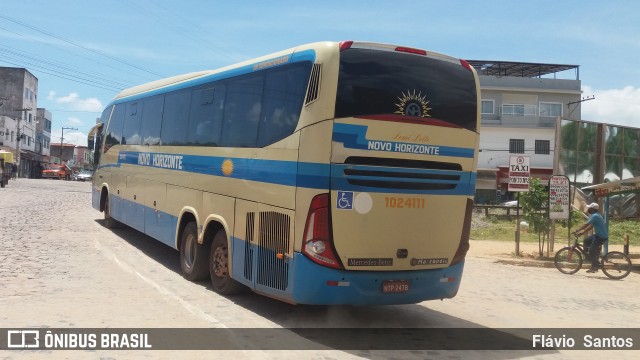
[{"x1": 0, "y1": 179, "x2": 638, "y2": 359}]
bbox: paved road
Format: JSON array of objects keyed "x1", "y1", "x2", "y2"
[{"x1": 0, "y1": 179, "x2": 638, "y2": 359}]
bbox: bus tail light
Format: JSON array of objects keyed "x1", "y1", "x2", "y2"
[
  {"x1": 302, "y1": 193, "x2": 343, "y2": 269},
  {"x1": 460, "y1": 59, "x2": 473, "y2": 72},
  {"x1": 339, "y1": 41, "x2": 353, "y2": 51},
  {"x1": 395, "y1": 46, "x2": 427, "y2": 56},
  {"x1": 451, "y1": 198, "x2": 472, "y2": 265}
]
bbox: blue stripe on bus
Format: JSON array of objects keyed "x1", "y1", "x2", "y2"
[
  {"x1": 117, "y1": 151, "x2": 327, "y2": 188},
  {"x1": 333, "y1": 123, "x2": 475, "y2": 158},
  {"x1": 289, "y1": 252, "x2": 464, "y2": 305},
  {"x1": 469, "y1": 171, "x2": 477, "y2": 193},
  {"x1": 113, "y1": 50, "x2": 316, "y2": 104},
  {"x1": 114, "y1": 151, "x2": 476, "y2": 195},
  {"x1": 104, "y1": 193, "x2": 179, "y2": 248}
]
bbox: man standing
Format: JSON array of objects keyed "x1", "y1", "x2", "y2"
[{"x1": 573, "y1": 203, "x2": 608, "y2": 273}]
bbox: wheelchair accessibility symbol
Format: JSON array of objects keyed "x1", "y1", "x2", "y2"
[{"x1": 337, "y1": 191, "x2": 353, "y2": 210}]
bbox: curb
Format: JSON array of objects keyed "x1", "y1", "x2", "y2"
[{"x1": 491, "y1": 257, "x2": 640, "y2": 274}]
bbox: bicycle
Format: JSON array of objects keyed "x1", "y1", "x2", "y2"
[{"x1": 554, "y1": 234, "x2": 632, "y2": 280}]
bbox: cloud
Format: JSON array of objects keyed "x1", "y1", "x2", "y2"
[
  {"x1": 67, "y1": 117, "x2": 84, "y2": 126},
  {"x1": 581, "y1": 86, "x2": 640, "y2": 128},
  {"x1": 47, "y1": 91, "x2": 56, "y2": 100},
  {"x1": 52, "y1": 92, "x2": 103, "y2": 112},
  {"x1": 50, "y1": 129, "x2": 88, "y2": 147}
]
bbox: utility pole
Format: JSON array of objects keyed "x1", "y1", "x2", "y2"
[
  {"x1": 60, "y1": 126, "x2": 78, "y2": 164},
  {"x1": 13, "y1": 108, "x2": 32, "y2": 178},
  {"x1": 567, "y1": 96, "x2": 595, "y2": 119}
]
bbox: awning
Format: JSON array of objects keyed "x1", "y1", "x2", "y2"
[
  {"x1": 582, "y1": 176, "x2": 640, "y2": 197},
  {"x1": 0, "y1": 150, "x2": 14, "y2": 163}
]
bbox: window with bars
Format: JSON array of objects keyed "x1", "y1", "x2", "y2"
[
  {"x1": 535, "y1": 140, "x2": 550, "y2": 155},
  {"x1": 509, "y1": 139, "x2": 525, "y2": 154}
]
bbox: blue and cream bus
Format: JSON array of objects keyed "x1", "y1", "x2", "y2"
[{"x1": 88, "y1": 41, "x2": 480, "y2": 305}]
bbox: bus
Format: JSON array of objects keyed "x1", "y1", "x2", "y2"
[{"x1": 88, "y1": 41, "x2": 480, "y2": 305}]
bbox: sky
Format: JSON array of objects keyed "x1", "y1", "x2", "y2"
[{"x1": 0, "y1": 0, "x2": 638, "y2": 146}]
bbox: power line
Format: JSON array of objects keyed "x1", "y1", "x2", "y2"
[
  {"x1": 0, "y1": 43, "x2": 135, "y2": 89},
  {"x1": 118, "y1": 0, "x2": 245, "y2": 64},
  {"x1": 0, "y1": 49, "x2": 128, "y2": 92},
  {"x1": 0, "y1": 58, "x2": 122, "y2": 93},
  {"x1": 0, "y1": 13, "x2": 164, "y2": 79},
  {"x1": 0, "y1": 24, "x2": 155, "y2": 88},
  {"x1": 146, "y1": 0, "x2": 248, "y2": 62}
]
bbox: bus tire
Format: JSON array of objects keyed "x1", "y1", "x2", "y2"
[
  {"x1": 103, "y1": 194, "x2": 120, "y2": 229},
  {"x1": 210, "y1": 230, "x2": 243, "y2": 295},
  {"x1": 180, "y1": 221, "x2": 210, "y2": 281}
]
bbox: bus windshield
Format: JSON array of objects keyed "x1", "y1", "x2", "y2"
[{"x1": 336, "y1": 48, "x2": 478, "y2": 132}]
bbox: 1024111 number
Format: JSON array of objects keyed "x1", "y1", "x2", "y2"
[{"x1": 384, "y1": 196, "x2": 425, "y2": 209}]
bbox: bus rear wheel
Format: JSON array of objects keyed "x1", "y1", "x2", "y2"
[
  {"x1": 180, "y1": 221, "x2": 210, "y2": 281},
  {"x1": 210, "y1": 230, "x2": 243, "y2": 295}
]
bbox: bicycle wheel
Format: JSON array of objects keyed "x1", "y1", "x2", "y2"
[
  {"x1": 600, "y1": 251, "x2": 632, "y2": 280},
  {"x1": 554, "y1": 247, "x2": 583, "y2": 274}
]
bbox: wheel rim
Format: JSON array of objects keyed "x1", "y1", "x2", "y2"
[
  {"x1": 601, "y1": 252, "x2": 631, "y2": 279},
  {"x1": 555, "y1": 248, "x2": 582, "y2": 274},
  {"x1": 212, "y1": 245, "x2": 229, "y2": 278},
  {"x1": 184, "y1": 233, "x2": 196, "y2": 269}
]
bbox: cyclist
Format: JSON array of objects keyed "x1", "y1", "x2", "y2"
[{"x1": 573, "y1": 202, "x2": 608, "y2": 273}]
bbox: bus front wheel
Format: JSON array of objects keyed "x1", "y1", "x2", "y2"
[
  {"x1": 210, "y1": 230, "x2": 243, "y2": 295},
  {"x1": 180, "y1": 221, "x2": 210, "y2": 281},
  {"x1": 103, "y1": 195, "x2": 119, "y2": 229}
]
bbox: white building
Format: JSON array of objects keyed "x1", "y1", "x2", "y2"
[{"x1": 467, "y1": 60, "x2": 582, "y2": 204}]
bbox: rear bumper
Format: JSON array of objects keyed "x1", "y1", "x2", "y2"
[{"x1": 288, "y1": 252, "x2": 464, "y2": 305}]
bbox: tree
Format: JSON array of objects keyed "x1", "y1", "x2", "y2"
[{"x1": 520, "y1": 178, "x2": 550, "y2": 257}]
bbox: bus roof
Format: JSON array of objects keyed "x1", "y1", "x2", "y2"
[
  {"x1": 111, "y1": 41, "x2": 469, "y2": 104},
  {"x1": 112, "y1": 42, "x2": 320, "y2": 102}
]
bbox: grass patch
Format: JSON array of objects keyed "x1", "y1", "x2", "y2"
[{"x1": 472, "y1": 217, "x2": 640, "y2": 246}]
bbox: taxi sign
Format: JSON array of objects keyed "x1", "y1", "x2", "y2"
[{"x1": 508, "y1": 156, "x2": 530, "y2": 192}]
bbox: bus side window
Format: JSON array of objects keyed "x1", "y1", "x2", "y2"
[
  {"x1": 258, "y1": 63, "x2": 310, "y2": 147},
  {"x1": 220, "y1": 74, "x2": 263, "y2": 148},
  {"x1": 161, "y1": 90, "x2": 191, "y2": 146},
  {"x1": 188, "y1": 84, "x2": 225, "y2": 146},
  {"x1": 99, "y1": 105, "x2": 113, "y2": 153},
  {"x1": 104, "y1": 105, "x2": 125, "y2": 153},
  {"x1": 123, "y1": 102, "x2": 142, "y2": 145},
  {"x1": 141, "y1": 95, "x2": 164, "y2": 146}
]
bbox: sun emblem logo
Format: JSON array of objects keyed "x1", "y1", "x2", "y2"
[
  {"x1": 394, "y1": 90, "x2": 431, "y2": 118},
  {"x1": 221, "y1": 159, "x2": 234, "y2": 176}
]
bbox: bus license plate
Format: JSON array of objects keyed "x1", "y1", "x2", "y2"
[{"x1": 382, "y1": 280, "x2": 410, "y2": 294}]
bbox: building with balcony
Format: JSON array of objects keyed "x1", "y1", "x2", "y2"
[
  {"x1": 71, "y1": 145, "x2": 93, "y2": 170},
  {"x1": 50, "y1": 143, "x2": 76, "y2": 165},
  {"x1": 467, "y1": 60, "x2": 582, "y2": 204},
  {"x1": 0, "y1": 66, "x2": 41, "y2": 178},
  {"x1": 36, "y1": 108, "x2": 52, "y2": 162}
]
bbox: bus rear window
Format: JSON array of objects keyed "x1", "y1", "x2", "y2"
[{"x1": 336, "y1": 48, "x2": 477, "y2": 132}]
